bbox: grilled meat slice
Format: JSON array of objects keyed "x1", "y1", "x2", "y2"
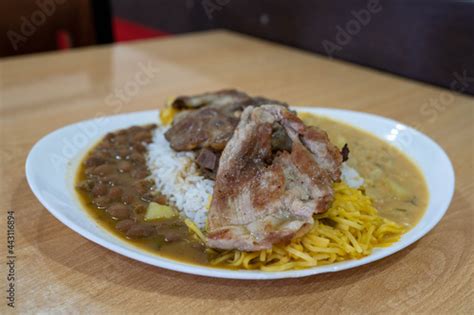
[
  {"x1": 171, "y1": 89, "x2": 249, "y2": 110},
  {"x1": 164, "y1": 90, "x2": 288, "y2": 152},
  {"x1": 207, "y1": 105, "x2": 343, "y2": 251},
  {"x1": 165, "y1": 106, "x2": 239, "y2": 151}
]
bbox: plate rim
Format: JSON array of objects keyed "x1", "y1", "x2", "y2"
[{"x1": 25, "y1": 107, "x2": 455, "y2": 280}]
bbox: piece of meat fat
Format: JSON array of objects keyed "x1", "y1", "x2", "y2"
[{"x1": 207, "y1": 105, "x2": 343, "y2": 251}]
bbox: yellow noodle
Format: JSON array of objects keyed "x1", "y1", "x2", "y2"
[
  {"x1": 242, "y1": 252, "x2": 260, "y2": 269},
  {"x1": 333, "y1": 217, "x2": 364, "y2": 229},
  {"x1": 286, "y1": 247, "x2": 316, "y2": 263},
  {"x1": 343, "y1": 229, "x2": 363, "y2": 253},
  {"x1": 259, "y1": 250, "x2": 266, "y2": 262},
  {"x1": 261, "y1": 262, "x2": 296, "y2": 272},
  {"x1": 307, "y1": 235, "x2": 330, "y2": 247},
  {"x1": 210, "y1": 252, "x2": 233, "y2": 265},
  {"x1": 184, "y1": 219, "x2": 206, "y2": 243}
]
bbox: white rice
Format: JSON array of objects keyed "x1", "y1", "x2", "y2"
[
  {"x1": 147, "y1": 126, "x2": 214, "y2": 229},
  {"x1": 341, "y1": 163, "x2": 365, "y2": 189},
  {"x1": 147, "y1": 125, "x2": 364, "y2": 229}
]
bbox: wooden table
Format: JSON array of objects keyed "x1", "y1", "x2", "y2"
[{"x1": 1, "y1": 30, "x2": 473, "y2": 314}]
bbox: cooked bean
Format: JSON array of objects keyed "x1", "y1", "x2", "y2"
[
  {"x1": 126, "y1": 224, "x2": 155, "y2": 238},
  {"x1": 117, "y1": 160, "x2": 132, "y2": 173},
  {"x1": 116, "y1": 147, "x2": 129, "y2": 159},
  {"x1": 106, "y1": 203, "x2": 130, "y2": 220},
  {"x1": 108, "y1": 186, "x2": 123, "y2": 200},
  {"x1": 116, "y1": 219, "x2": 134, "y2": 232},
  {"x1": 121, "y1": 192, "x2": 136, "y2": 204},
  {"x1": 161, "y1": 229, "x2": 183, "y2": 242},
  {"x1": 133, "y1": 131, "x2": 151, "y2": 143},
  {"x1": 84, "y1": 156, "x2": 105, "y2": 167},
  {"x1": 132, "y1": 203, "x2": 146, "y2": 214},
  {"x1": 130, "y1": 152, "x2": 145, "y2": 164},
  {"x1": 101, "y1": 141, "x2": 114, "y2": 149},
  {"x1": 101, "y1": 175, "x2": 120, "y2": 186},
  {"x1": 92, "y1": 183, "x2": 108, "y2": 197},
  {"x1": 131, "y1": 168, "x2": 149, "y2": 179},
  {"x1": 92, "y1": 164, "x2": 115, "y2": 176},
  {"x1": 129, "y1": 126, "x2": 142, "y2": 133},
  {"x1": 117, "y1": 136, "x2": 129, "y2": 145},
  {"x1": 132, "y1": 143, "x2": 146, "y2": 153},
  {"x1": 105, "y1": 132, "x2": 115, "y2": 141},
  {"x1": 92, "y1": 196, "x2": 111, "y2": 208},
  {"x1": 133, "y1": 180, "x2": 152, "y2": 195},
  {"x1": 94, "y1": 150, "x2": 111, "y2": 160},
  {"x1": 84, "y1": 167, "x2": 95, "y2": 176}
]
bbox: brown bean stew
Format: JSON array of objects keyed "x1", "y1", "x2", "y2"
[{"x1": 76, "y1": 124, "x2": 208, "y2": 264}]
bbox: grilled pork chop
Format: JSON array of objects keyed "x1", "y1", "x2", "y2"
[{"x1": 207, "y1": 105, "x2": 343, "y2": 251}]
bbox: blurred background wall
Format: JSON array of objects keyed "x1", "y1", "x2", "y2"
[{"x1": 1, "y1": 0, "x2": 473, "y2": 94}]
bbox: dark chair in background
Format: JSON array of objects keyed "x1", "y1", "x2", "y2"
[{"x1": 0, "y1": 0, "x2": 112, "y2": 57}]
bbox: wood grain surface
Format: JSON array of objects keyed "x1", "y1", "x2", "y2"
[{"x1": 0, "y1": 30, "x2": 473, "y2": 314}]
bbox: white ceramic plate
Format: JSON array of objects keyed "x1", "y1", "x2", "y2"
[{"x1": 25, "y1": 108, "x2": 455, "y2": 280}]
